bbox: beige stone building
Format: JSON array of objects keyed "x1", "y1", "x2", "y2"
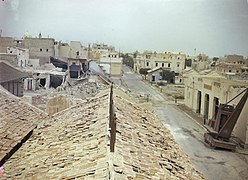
[
  {"x1": 90, "y1": 43, "x2": 115, "y2": 60},
  {"x1": 54, "y1": 41, "x2": 88, "y2": 60},
  {"x1": 22, "y1": 36, "x2": 55, "y2": 65},
  {"x1": 191, "y1": 53, "x2": 210, "y2": 71},
  {"x1": 0, "y1": 37, "x2": 14, "y2": 53},
  {"x1": 134, "y1": 51, "x2": 186, "y2": 83},
  {"x1": 216, "y1": 55, "x2": 248, "y2": 79},
  {"x1": 184, "y1": 71, "x2": 248, "y2": 145},
  {"x1": 134, "y1": 51, "x2": 186, "y2": 73}
]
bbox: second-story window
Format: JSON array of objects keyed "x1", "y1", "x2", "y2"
[
  {"x1": 46, "y1": 49, "x2": 49, "y2": 52},
  {"x1": 40, "y1": 49, "x2": 42, "y2": 51},
  {"x1": 168, "y1": 63, "x2": 170, "y2": 67},
  {"x1": 177, "y1": 63, "x2": 180, "y2": 67},
  {"x1": 155, "y1": 62, "x2": 158, "y2": 67},
  {"x1": 162, "y1": 63, "x2": 164, "y2": 67},
  {"x1": 147, "y1": 62, "x2": 149, "y2": 66}
]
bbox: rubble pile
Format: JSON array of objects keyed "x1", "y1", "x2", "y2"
[
  {"x1": 160, "y1": 84, "x2": 185, "y2": 99},
  {"x1": 30, "y1": 77, "x2": 108, "y2": 110}
]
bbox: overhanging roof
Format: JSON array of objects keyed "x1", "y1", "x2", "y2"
[{"x1": 0, "y1": 62, "x2": 28, "y2": 83}]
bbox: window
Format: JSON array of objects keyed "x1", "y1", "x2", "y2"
[
  {"x1": 178, "y1": 57, "x2": 180, "y2": 60},
  {"x1": 155, "y1": 62, "x2": 158, "y2": 67},
  {"x1": 177, "y1": 64, "x2": 180, "y2": 67},
  {"x1": 10, "y1": 51, "x2": 12, "y2": 53},
  {"x1": 40, "y1": 49, "x2": 42, "y2": 51},
  {"x1": 146, "y1": 62, "x2": 149, "y2": 66},
  {"x1": 76, "y1": 51, "x2": 79, "y2": 56},
  {"x1": 168, "y1": 63, "x2": 170, "y2": 67},
  {"x1": 46, "y1": 49, "x2": 49, "y2": 52},
  {"x1": 236, "y1": 70, "x2": 239, "y2": 73},
  {"x1": 162, "y1": 63, "x2": 164, "y2": 67},
  {"x1": 229, "y1": 70, "x2": 231, "y2": 72}
]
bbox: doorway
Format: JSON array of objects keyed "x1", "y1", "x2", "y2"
[
  {"x1": 213, "y1": 97, "x2": 219, "y2": 119},
  {"x1": 40, "y1": 78, "x2": 46, "y2": 87},
  {"x1": 152, "y1": 75, "x2": 155, "y2": 81},
  {"x1": 204, "y1": 94, "x2": 210, "y2": 124},
  {"x1": 197, "y1": 91, "x2": 202, "y2": 114}
]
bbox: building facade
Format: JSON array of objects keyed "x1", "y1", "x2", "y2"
[
  {"x1": 0, "y1": 37, "x2": 14, "y2": 53},
  {"x1": 134, "y1": 51, "x2": 186, "y2": 83},
  {"x1": 184, "y1": 73, "x2": 248, "y2": 145},
  {"x1": 216, "y1": 55, "x2": 248, "y2": 78},
  {"x1": 99, "y1": 52, "x2": 122, "y2": 76},
  {"x1": 22, "y1": 37, "x2": 55, "y2": 65},
  {"x1": 7, "y1": 47, "x2": 29, "y2": 67},
  {"x1": 0, "y1": 62, "x2": 28, "y2": 97}
]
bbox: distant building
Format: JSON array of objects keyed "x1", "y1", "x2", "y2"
[
  {"x1": 55, "y1": 41, "x2": 88, "y2": 59},
  {"x1": 134, "y1": 51, "x2": 186, "y2": 83},
  {"x1": 0, "y1": 61, "x2": 28, "y2": 97},
  {"x1": 215, "y1": 55, "x2": 248, "y2": 79},
  {"x1": 0, "y1": 37, "x2": 14, "y2": 53},
  {"x1": 91, "y1": 43, "x2": 115, "y2": 60},
  {"x1": 191, "y1": 53, "x2": 210, "y2": 71},
  {"x1": 99, "y1": 52, "x2": 123, "y2": 76},
  {"x1": 6, "y1": 47, "x2": 29, "y2": 67},
  {"x1": 22, "y1": 35, "x2": 55, "y2": 65}
]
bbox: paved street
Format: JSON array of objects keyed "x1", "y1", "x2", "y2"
[{"x1": 115, "y1": 66, "x2": 248, "y2": 180}]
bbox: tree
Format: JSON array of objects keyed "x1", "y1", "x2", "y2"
[
  {"x1": 122, "y1": 53, "x2": 134, "y2": 68},
  {"x1": 139, "y1": 68, "x2": 150, "y2": 79}
]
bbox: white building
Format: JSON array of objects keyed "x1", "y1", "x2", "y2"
[
  {"x1": 54, "y1": 41, "x2": 88, "y2": 59},
  {"x1": 99, "y1": 52, "x2": 122, "y2": 76},
  {"x1": 7, "y1": 47, "x2": 29, "y2": 67}
]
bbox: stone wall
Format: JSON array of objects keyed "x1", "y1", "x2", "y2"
[{"x1": 46, "y1": 95, "x2": 69, "y2": 116}]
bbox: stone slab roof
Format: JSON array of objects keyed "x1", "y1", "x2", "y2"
[
  {"x1": 0, "y1": 86, "x2": 48, "y2": 164},
  {"x1": 111, "y1": 92, "x2": 204, "y2": 179},
  {"x1": 0, "y1": 62, "x2": 28, "y2": 83},
  {"x1": 2, "y1": 93, "x2": 110, "y2": 179},
  {"x1": 2, "y1": 90, "x2": 204, "y2": 179}
]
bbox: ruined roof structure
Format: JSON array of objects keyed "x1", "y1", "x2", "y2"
[
  {"x1": 0, "y1": 62, "x2": 28, "y2": 83},
  {"x1": 1, "y1": 89, "x2": 204, "y2": 179},
  {"x1": 0, "y1": 86, "x2": 48, "y2": 165}
]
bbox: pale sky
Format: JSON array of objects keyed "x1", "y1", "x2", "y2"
[{"x1": 0, "y1": 0, "x2": 248, "y2": 57}]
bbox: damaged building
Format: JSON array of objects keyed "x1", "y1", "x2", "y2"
[
  {"x1": 0, "y1": 62, "x2": 28, "y2": 97},
  {"x1": 24, "y1": 69, "x2": 66, "y2": 91}
]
